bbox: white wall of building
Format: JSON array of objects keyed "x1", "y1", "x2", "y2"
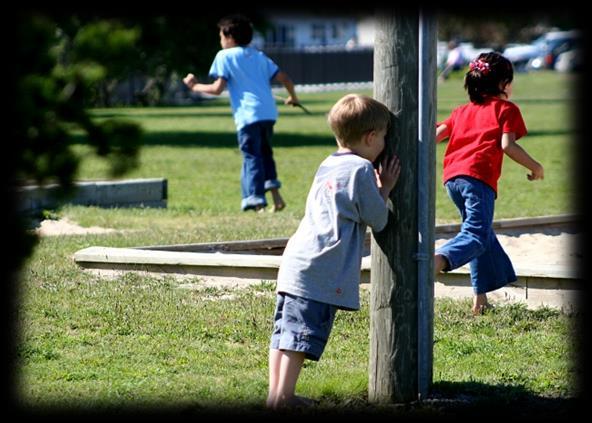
[
  {"x1": 355, "y1": 16, "x2": 376, "y2": 47},
  {"x1": 262, "y1": 13, "x2": 364, "y2": 49}
]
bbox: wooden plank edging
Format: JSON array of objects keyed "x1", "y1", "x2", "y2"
[
  {"x1": 133, "y1": 213, "x2": 580, "y2": 252},
  {"x1": 75, "y1": 247, "x2": 578, "y2": 281},
  {"x1": 74, "y1": 247, "x2": 282, "y2": 269}
]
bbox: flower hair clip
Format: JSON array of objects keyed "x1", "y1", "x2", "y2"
[{"x1": 469, "y1": 59, "x2": 491, "y2": 75}]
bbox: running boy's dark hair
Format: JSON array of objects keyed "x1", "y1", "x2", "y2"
[
  {"x1": 217, "y1": 14, "x2": 253, "y2": 46},
  {"x1": 464, "y1": 52, "x2": 514, "y2": 104}
]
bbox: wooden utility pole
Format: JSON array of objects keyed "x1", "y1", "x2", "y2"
[{"x1": 369, "y1": 9, "x2": 436, "y2": 403}]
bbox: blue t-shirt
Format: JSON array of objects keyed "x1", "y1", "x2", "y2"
[
  {"x1": 276, "y1": 153, "x2": 389, "y2": 310},
  {"x1": 209, "y1": 46, "x2": 280, "y2": 130}
]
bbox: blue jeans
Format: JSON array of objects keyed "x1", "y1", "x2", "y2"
[
  {"x1": 237, "y1": 121, "x2": 281, "y2": 211},
  {"x1": 435, "y1": 176, "x2": 516, "y2": 294}
]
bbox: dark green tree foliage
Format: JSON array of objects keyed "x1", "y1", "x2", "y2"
[
  {"x1": 120, "y1": 13, "x2": 230, "y2": 105},
  {"x1": 72, "y1": 11, "x2": 264, "y2": 106},
  {"x1": 127, "y1": 11, "x2": 267, "y2": 81},
  {"x1": 12, "y1": 13, "x2": 143, "y2": 265}
]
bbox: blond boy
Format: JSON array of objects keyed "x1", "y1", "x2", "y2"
[{"x1": 267, "y1": 94, "x2": 401, "y2": 408}]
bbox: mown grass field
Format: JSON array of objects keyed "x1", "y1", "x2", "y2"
[{"x1": 15, "y1": 70, "x2": 583, "y2": 415}]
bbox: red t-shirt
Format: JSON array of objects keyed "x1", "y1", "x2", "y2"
[{"x1": 439, "y1": 97, "x2": 527, "y2": 194}]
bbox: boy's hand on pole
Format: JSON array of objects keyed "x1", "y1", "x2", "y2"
[{"x1": 378, "y1": 155, "x2": 401, "y2": 194}]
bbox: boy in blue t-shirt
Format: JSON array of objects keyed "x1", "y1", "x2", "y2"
[{"x1": 184, "y1": 14, "x2": 300, "y2": 212}]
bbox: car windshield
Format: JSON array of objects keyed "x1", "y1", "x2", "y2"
[{"x1": 532, "y1": 38, "x2": 546, "y2": 49}]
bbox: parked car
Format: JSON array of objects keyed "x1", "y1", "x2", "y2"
[
  {"x1": 526, "y1": 30, "x2": 582, "y2": 70},
  {"x1": 503, "y1": 30, "x2": 582, "y2": 72},
  {"x1": 554, "y1": 48, "x2": 583, "y2": 72},
  {"x1": 502, "y1": 43, "x2": 539, "y2": 71}
]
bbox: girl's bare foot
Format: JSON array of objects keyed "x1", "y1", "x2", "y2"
[
  {"x1": 472, "y1": 303, "x2": 494, "y2": 316},
  {"x1": 472, "y1": 294, "x2": 493, "y2": 316},
  {"x1": 434, "y1": 254, "x2": 449, "y2": 275}
]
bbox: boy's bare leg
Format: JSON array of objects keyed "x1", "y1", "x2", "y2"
[
  {"x1": 273, "y1": 350, "x2": 306, "y2": 408},
  {"x1": 266, "y1": 348, "x2": 282, "y2": 408},
  {"x1": 270, "y1": 188, "x2": 286, "y2": 212}
]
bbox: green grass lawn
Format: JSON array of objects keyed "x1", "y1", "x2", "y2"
[
  {"x1": 67, "y1": 70, "x2": 579, "y2": 228},
  {"x1": 16, "y1": 70, "x2": 582, "y2": 414}
]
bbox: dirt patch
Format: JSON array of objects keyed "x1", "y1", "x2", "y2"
[{"x1": 34, "y1": 217, "x2": 119, "y2": 236}]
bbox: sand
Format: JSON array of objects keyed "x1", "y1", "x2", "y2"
[{"x1": 36, "y1": 217, "x2": 582, "y2": 270}]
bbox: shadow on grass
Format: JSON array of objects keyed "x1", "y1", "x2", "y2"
[
  {"x1": 92, "y1": 112, "x2": 238, "y2": 119},
  {"x1": 13, "y1": 382, "x2": 582, "y2": 419},
  {"x1": 90, "y1": 110, "x2": 328, "y2": 120},
  {"x1": 71, "y1": 131, "x2": 336, "y2": 149},
  {"x1": 514, "y1": 97, "x2": 576, "y2": 104},
  {"x1": 425, "y1": 380, "x2": 581, "y2": 418},
  {"x1": 524, "y1": 129, "x2": 575, "y2": 137},
  {"x1": 90, "y1": 99, "x2": 331, "y2": 120},
  {"x1": 267, "y1": 381, "x2": 582, "y2": 418}
]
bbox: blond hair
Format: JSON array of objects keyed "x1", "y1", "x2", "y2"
[{"x1": 327, "y1": 94, "x2": 391, "y2": 147}]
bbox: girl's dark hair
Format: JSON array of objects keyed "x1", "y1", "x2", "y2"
[
  {"x1": 464, "y1": 52, "x2": 514, "y2": 104},
  {"x1": 217, "y1": 14, "x2": 253, "y2": 46}
]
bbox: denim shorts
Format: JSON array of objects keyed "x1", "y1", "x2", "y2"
[{"x1": 269, "y1": 292, "x2": 337, "y2": 361}]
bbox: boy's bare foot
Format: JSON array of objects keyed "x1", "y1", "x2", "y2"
[
  {"x1": 270, "y1": 203, "x2": 286, "y2": 212},
  {"x1": 293, "y1": 395, "x2": 318, "y2": 407},
  {"x1": 275, "y1": 395, "x2": 317, "y2": 409},
  {"x1": 270, "y1": 188, "x2": 286, "y2": 212}
]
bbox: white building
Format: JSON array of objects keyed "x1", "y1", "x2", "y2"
[{"x1": 258, "y1": 12, "x2": 375, "y2": 50}]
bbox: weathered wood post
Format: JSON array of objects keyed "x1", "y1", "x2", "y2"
[{"x1": 369, "y1": 9, "x2": 437, "y2": 403}]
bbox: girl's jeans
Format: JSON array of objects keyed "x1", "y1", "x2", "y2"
[
  {"x1": 435, "y1": 176, "x2": 516, "y2": 294},
  {"x1": 237, "y1": 120, "x2": 281, "y2": 211}
]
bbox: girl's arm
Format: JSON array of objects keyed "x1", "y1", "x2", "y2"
[
  {"x1": 183, "y1": 73, "x2": 227, "y2": 96},
  {"x1": 436, "y1": 124, "x2": 450, "y2": 142},
  {"x1": 501, "y1": 132, "x2": 544, "y2": 180}
]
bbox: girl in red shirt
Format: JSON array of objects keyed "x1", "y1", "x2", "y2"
[{"x1": 434, "y1": 52, "x2": 544, "y2": 315}]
